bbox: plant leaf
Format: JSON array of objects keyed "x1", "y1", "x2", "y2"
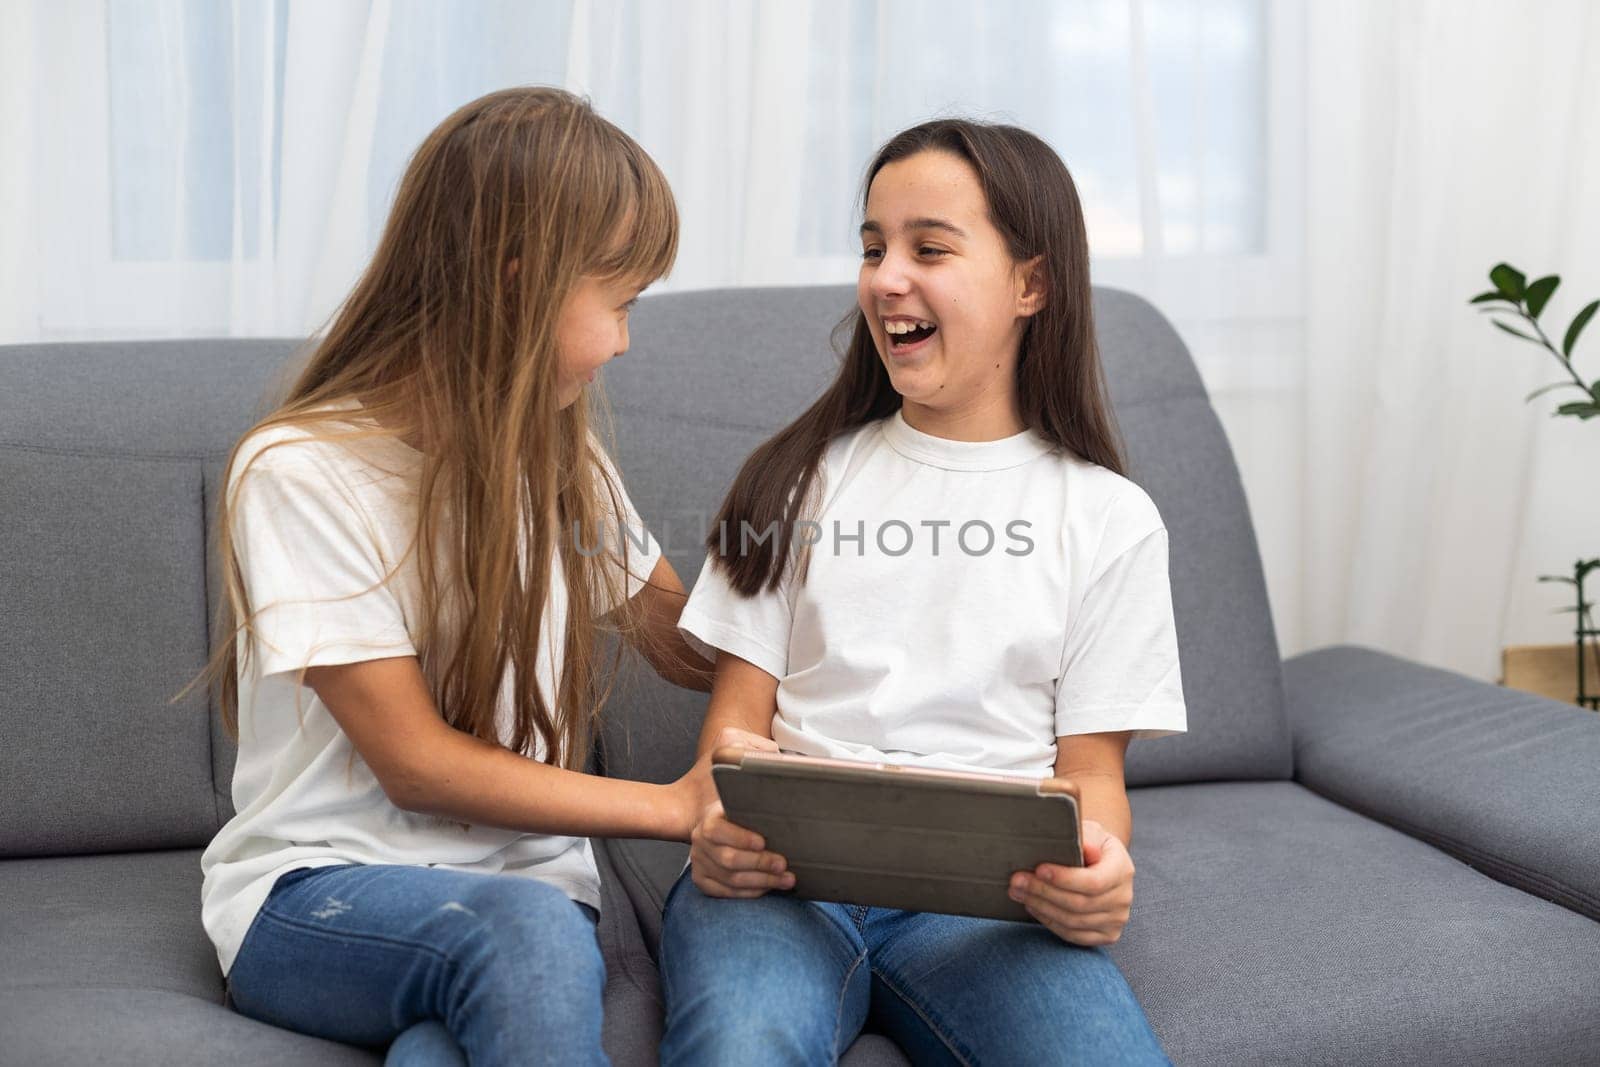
[
  {"x1": 1525, "y1": 275, "x2": 1560, "y2": 319},
  {"x1": 1554, "y1": 401, "x2": 1600, "y2": 418},
  {"x1": 1492, "y1": 319, "x2": 1540, "y2": 343},
  {"x1": 1470, "y1": 290, "x2": 1512, "y2": 304},
  {"x1": 1540, "y1": 575, "x2": 1578, "y2": 585},
  {"x1": 1490, "y1": 263, "x2": 1527, "y2": 298},
  {"x1": 1525, "y1": 381, "x2": 1577, "y2": 402},
  {"x1": 1564, "y1": 299, "x2": 1599, "y2": 358}
]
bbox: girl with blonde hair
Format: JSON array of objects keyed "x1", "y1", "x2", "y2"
[{"x1": 194, "y1": 87, "x2": 716, "y2": 1065}]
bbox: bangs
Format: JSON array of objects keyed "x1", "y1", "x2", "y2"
[{"x1": 588, "y1": 137, "x2": 678, "y2": 286}]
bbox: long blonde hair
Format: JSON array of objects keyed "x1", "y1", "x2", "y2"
[{"x1": 186, "y1": 87, "x2": 678, "y2": 771}]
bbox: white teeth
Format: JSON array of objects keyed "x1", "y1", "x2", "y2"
[{"x1": 883, "y1": 319, "x2": 936, "y2": 335}]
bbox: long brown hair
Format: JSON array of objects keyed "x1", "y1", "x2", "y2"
[
  {"x1": 708, "y1": 118, "x2": 1125, "y2": 595},
  {"x1": 184, "y1": 87, "x2": 678, "y2": 771}
]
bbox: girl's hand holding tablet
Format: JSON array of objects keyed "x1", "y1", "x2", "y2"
[
  {"x1": 1009, "y1": 817, "x2": 1135, "y2": 947},
  {"x1": 685, "y1": 729, "x2": 795, "y2": 899}
]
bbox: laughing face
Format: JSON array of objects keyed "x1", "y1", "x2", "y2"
[{"x1": 857, "y1": 149, "x2": 1045, "y2": 437}]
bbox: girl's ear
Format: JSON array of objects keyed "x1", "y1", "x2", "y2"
[{"x1": 1015, "y1": 255, "x2": 1048, "y2": 317}]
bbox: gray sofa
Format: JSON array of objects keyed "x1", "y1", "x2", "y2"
[{"x1": 3, "y1": 285, "x2": 1599, "y2": 1066}]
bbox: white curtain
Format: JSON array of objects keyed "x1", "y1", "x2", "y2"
[
  {"x1": 1303, "y1": 0, "x2": 1600, "y2": 680},
  {"x1": 14, "y1": 0, "x2": 1595, "y2": 684},
  {"x1": 0, "y1": 0, "x2": 1275, "y2": 340}
]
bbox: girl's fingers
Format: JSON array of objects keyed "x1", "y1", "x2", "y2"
[
  {"x1": 692, "y1": 868, "x2": 792, "y2": 898},
  {"x1": 1022, "y1": 894, "x2": 1126, "y2": 936},
  {"x1": 704, "y1": 813, "x2": 765, "y2": 853},
  {"x1": 722, "y1": 867, "x2": 797, "y2": 891},
  {"x1": 706, "y1": 843, "x2": 786, "y2": 873},
  {"x1": 1014, "y1": 878, "x2": 1094, "y2": 908},
  {"x1": 1012, "y1": 871, "x2": 1125, "y2": 910},
  {"x1": 1030, "y1": 909, "x2": 1118, "y2": 945}
]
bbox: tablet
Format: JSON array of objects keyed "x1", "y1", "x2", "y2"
[{"x1": 711, "y1": 747, "x2": 1082, "y2": 923}]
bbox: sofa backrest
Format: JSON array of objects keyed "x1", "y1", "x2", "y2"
[
  {"x1": 0, "y1": 339, "x2": 302, "y2": 856},
  {"x1": 0, "y1": 286, "x2": 1289, "y2": 857}
]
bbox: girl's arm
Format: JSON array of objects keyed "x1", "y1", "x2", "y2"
[
  {"x1": 620, "y1": 556, "x2": 716, "y2": 692},
  {"x1": 684, "y1": 652, "x2": 796, "y2": 897},
  {"x1": 691, "y1": 649, "x2": 780, "y2": 754},
  {"x1": 303, "y1": 655, "x2": 705, "y2": 841},
  {"x1": 1053, "y1": 730, "x2": 1135, "y2": 848},
  {"x1": 1009, "y1": 729, "x2": 1138, "y2": 946}
]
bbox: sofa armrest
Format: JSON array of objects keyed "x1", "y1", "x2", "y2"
[{"x1": 1285, "y1": 645, "x2": 1600, "y2": 922}]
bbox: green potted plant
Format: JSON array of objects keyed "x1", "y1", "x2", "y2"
[{"x1": 1471, "y1": 264, "x2": 1599, "y2": 709}]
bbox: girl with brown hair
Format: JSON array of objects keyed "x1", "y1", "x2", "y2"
[
  {"x1": 659, "y1": 120, "x2": 1186, "y2": 1064},
  {"x1": 193, "y1": 88, "x2": 718, "y2": 1064}
]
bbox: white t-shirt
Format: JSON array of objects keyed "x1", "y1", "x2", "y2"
[
  {"x1": 200, "y1": 404, "x2": 660, "y2": 976},
  {"x1": 678, "y1": 409, "x2": 1186, "y2": 779}
]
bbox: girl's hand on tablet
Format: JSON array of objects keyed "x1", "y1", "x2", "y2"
[
  {"x1": 689, "y1": 801, "x2": 795, "y2": 899},
  {"x1": 669, "y1": 727, "x2": 778, "y2": 840},
  {"x1": 1008, "y1": 818, "x2": 1135, "y2": 946}
]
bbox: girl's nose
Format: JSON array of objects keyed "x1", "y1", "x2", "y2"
[{"x1": 870, "y1": 251, "x2": 911, "y2": 299}]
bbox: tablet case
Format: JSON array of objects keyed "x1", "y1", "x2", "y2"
[{"x1": 711, "y1": 748, "x2": 1082, "y2": 923}]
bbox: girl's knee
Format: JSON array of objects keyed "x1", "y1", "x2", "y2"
[
  {"x1": 386, "y1": 1020, "x2": 468, "y2": 1067},
  {"x1": 443, "y1": 879, "x2": 604, "y2": 982}
]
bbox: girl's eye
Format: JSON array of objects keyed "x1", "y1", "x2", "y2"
[
  {"x1": 861, "y1": 248, "x2": 883, "y2": 261},
  {"x1": 919, "y1": 247, "x2": 948, "y2": 257}
]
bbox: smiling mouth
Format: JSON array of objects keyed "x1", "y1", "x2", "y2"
[{"x1": 885, "y1": 323, "x2": 938, "y2": 350}]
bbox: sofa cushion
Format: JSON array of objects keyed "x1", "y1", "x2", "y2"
[
  {"x1": 0, "y1": 847, "x2": 672, "y2": 1066},
  {"x1": 1285, "y1": 645, "x2": 1600, "y2": 922},
  {"x1": 0, "y1": 449, "x2": 220, "y2": 855},
  {"x1": 1112, "y1": 780, "x2": 1600, "y2": 1064},
  {"x1": 0, "y1": 989, "x2": 378, "y2": 1067},
  {"x1": 1280, "y1": 643, "x2": 1600, "y2": 927},
  {"x1": 0, "y1": 849, "x2": 221, "y2": 1000},
  {"x1": 0, "y1": 340, "x2": 304, "y2": 846}
]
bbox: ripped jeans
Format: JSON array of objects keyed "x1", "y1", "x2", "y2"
[{"x1": 225, "y1": 864, "x2": 606, "y2": 1066}]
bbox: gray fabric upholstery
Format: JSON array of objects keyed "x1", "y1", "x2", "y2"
[
  {"x1": 1115, "y1": 781, "x2": 1600, "y2": 1065},
  {"x1": 603, "y1": 837, "x2": 690, "y2": 959},
  {"x1": 0, "y1": 850, "x2": 222, "y2": 1002},
  {"x1": 0, "y1": 339, "x2": 306, "y2": 848},
  {"x1": 0, "y1": 847, "x2": 667, "y2": 1067},
  {"x1": 1284, "y1": 644, "x2": 1600, "y2": 922},
  {"x1": 0, "y1": 450, "x2": 218, "y2": 856},
  {"x1": 592, "y1": 831, "x2": 665, "y2": 1066},
  {"x1": 0, "y1": 990, "x2": 378, "y2": 1067}
]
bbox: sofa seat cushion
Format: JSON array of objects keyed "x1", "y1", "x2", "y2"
[
  {"x1": 1114, "y1": 781, "x2": 1600, "y2": 1064},
  {"x1": 1, "y1": 847, "x2": 666, "y2": 1066},
  {"x1": 0, "y1": 988, "x2": 376, "y2": 1067},
  {"x1": 0, "y1": 849, "x2": 221, "y2": 1001},
  {"x1": 1285, "y1": 645, "x2": 1600, "y2": 922}
]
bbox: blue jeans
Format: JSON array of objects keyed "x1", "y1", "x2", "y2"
[
  {"x1": 659, "y1": 871, "x2": 1171, "y2": 1066},
  {"x1": 226, "y1": 864, "x2": 607, "y2": 1066}
]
